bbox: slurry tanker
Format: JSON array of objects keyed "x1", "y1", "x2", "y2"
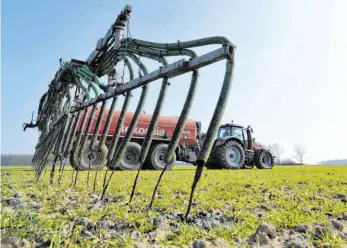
[{"x1": 69, "y1": 107, "x2": 275, "y2": 171}]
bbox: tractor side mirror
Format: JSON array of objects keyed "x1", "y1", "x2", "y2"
[
  {"x1": 251, "y1": 127, "x2": 254, "y2": 133},
  {"x1": 252, "y1": 138, "x2": 255, "y2": 142}
]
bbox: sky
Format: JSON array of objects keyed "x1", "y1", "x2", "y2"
[{"x1": 1, "y1": 0, "x2": 347, "y2": 164}]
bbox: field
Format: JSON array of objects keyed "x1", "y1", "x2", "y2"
[{"x1": 1, "y1": 165, "x2": 347, "y2": 247}]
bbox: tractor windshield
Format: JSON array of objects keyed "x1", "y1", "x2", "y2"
[
  {"x1": 216, "y1": 127, "x2": 231, "y2": 139},
  {"x1": 231, "y1": 126, "x2": 243, "y2": 139},
  {"x1": 216, "y1": 126, "x2": 244, "y2": 141}
]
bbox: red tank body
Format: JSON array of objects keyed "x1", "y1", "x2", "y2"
[{"x1": 76, "y1": 107, "x2": 198, "y2": 147}]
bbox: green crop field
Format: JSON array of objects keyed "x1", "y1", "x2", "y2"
[{"x1": 1, "y1": 165, "x2": 347, "y2": 247}]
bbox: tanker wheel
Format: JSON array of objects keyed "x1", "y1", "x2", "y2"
[
  {"x1": 146, "y1": 143, "x2": 176, "y2": 170},
  {"x1": 117, "y1": 142, "x2": 142, "y2": 170},
  {"x1": 255, "y1": 150, "x2": 274, "y2": 169},
  {"x1": 212, "y1": 140, "x2": 245, "y2": 169},
  {"x1": 69, "y1": 140, "x2": 108, "y2": 171}
]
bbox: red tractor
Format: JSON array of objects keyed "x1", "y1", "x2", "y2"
[{"x1": 202, "y1": 123, "x2": 275, "y2": 169}]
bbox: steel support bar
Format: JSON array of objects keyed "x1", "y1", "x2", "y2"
[
  {"x1": 72, "y1": 45, "x2": 234, "y2": 112},
  {"x1": 86, "y1": 5, "x2": 132, "y2": 66}
]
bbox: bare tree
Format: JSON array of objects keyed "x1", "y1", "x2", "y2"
[
  {"x1": 281, "y1": 158, "x2": 297, "y2": 165},
  {"x1": 269, "y1": 143, "x2": 284, "y2": 164},
  {"x1": 293, "y1": 144, "x2": 306, "y2": 164}
]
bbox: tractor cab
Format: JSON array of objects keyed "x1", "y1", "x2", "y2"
[
  {"x1": 217, "y1": 124, "x2": 244, "y2": 140},
  {"x1": 215, "y1": 123, "x2": 254, "y2": 150}
]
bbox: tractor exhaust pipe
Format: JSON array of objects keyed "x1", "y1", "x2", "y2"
[{"x1": 246, "y1": 125, "x2": 253, "y2": 150}]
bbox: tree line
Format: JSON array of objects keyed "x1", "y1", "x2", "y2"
[{"x1": 268, "y1": 143, "x2": 307, "y2": 165}]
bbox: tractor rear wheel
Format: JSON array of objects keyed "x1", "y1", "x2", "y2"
[
  {"x1": 212, "y1": 140, "x2": 245, "y2": 169},
  {"x1": 145, "y1": 143, "x2": 176, "y2": 170},
  {"x1": 255, "y1": 150, "x2": 274, "y2": 169},
  {"x1": 69, "y1": 140, "x2": 108, "y2": 171},
  {"x1": 118, "y1": 142, "x2": 142, "y2": 170}
]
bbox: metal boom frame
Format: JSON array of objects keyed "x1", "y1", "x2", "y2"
[{"x1": 25, "y1": 4, "x2": 236, "y2": 218}]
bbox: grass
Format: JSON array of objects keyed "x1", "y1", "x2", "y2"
[{"x1": 1, "y1": 165, "x2": 347, "y2": 247}]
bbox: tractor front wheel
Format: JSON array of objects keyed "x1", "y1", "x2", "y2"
[
  {"x1": 255, "y1": 150, "x2": 274, "y2": 169},
  {"x1": 212, "y1": 140, "x2": 245, "y2": 169}
]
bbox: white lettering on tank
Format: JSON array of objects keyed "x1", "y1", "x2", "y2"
[{"x1": 119, "y1": 125, "x2": 168, "y2": 137}]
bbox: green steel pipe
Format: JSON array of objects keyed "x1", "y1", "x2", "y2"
[
  {"x1": 60, "y1": 114, "x2": 75, "y2": 157},
  {"x1": 125, "y1": 53, "x2": 148, "y2": 75},
  {"x1": 62, "y1": 91, "x2": 72, "y2": 114},
  {"x1": 80, "y1": 65, "x2": 96, "y2": 79},
  {"x1": 102, "y1": 57, "x2": 150, "y2": 197},
  {"x1": 120, "y1": 44, "x2": 197, "y2": 58},
  {"x1": 129, "y1": 77, "x2": 169, "y2": 203},
  {"x1": 164, "y1": 70, "x2": 199, "y2": 163},
  {"x1": 35, "y1": 114, "x2": 64, "y2": 149},
  {"x1": 72, "y1": 108, "x2": 89, "y2": 152},
  {"x1": 77, "y1": 66, "x2": 106, "y2": 92},
  {"x1": 124, "y1": 57, "x2": 134, "y2": 81},
  {"x1": 89, "y1": 101, "x2": 107, "y2": 149},
  {"x1": 78, "y1": 74, "x2": 99, "y2": 98},
  {"x1": 106, "y1": 92, "x2": 132, "y2": 160},
  {"x1": 98, "y1": 50, "x2": 116, "y2": 71},
  {"x1": 197, "y1": 59, "x2": 234, "y2": 164},
  {"x1": 186, "y1": 58, "x2": 235, "y2": 218},
  {"x1": 95, "y1": 55, "x2": 136, "y2": 153},
  {"x1": 58, "y1": 88, "x2": 79, "y2": 156},
  {"x1": 106, "y1": 53, "x2": 148, "y2": 164},
  {"x1": 50, "y1": 121, "x2": 66, "y2": 183},
  {"x1": 100, "y1": 52, "x2": 147, "y2": 86},
  {"x1": 121, "y1": 36, "x2": 233, "y2": 50},
  {"x1": 98, "y1": 48, "x2": 116, "y2": 66},
  {"x1": 98, "y1": 96, "x2": 118, "y2": 151},
  {"x1": 102, "y1": 55, "x2": 135, "y2": 157},
  {"x1": 56, "y1": 115, "x2": 71, "y2": 156},
  {"x1": 64, "y1": 111, "x2": 81, "y2": 156},
  {"x1": 57, "y1": 91, "x2": 66, "y2": 115},
  {"x1": 36, "y1": 128, "x2": 60, "y2": 180},
  {"x1": 74, "y1": 78, "x2": 91, "y2": 101},
  {"x1": 77, "y1": 104, "x2": 97, "y2": 160},
  {"x1": 149, "y1": 70, "x2": 199, "y2": 209},
  {"x1": 118, "y1": 49, "x2": 168, "y2": 65},
  {"x1": 102, "y1": 85, "x2": 148, "y2": 198},
  {"x1": 103, "y1": 55, "x2": 135, "y2": 86},
  {"x1": 109, "y1": 84, "x2": 148, "y2": 169},
  {"x1": 98, "y1": 60, "x2": 115, "y2": 75},
  {"x1": 32, "y1": 148, "x2": 38, "y2": 163},
  {"x1": 52, "y1": 116, "x2": 68, "y2": 155},
  {"x1": 128, "y1": 55, "x2": 168, "y2": 202}
]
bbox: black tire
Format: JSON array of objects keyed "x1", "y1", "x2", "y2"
[
  {"x1": 255, "y1": 149, "x2": 274, "y2": 169},
  {"x1": 212, "y1": 140, "x2": 245, "y2": 169},
  {"x1": 242, "y1": 161, "x2": 254, "y2": 169},
  {"x1": 69, "y1": 140, "x2": 108, "y2": 171},
  {"x1": 145, "y1": 143, "x2": 176, "y2": 170},
  {"x1": 118, "y1": 142, "x2": 142, "y2": 170},
  {"x1": 205, "y1": 160, "x2": 218, "y2": 169}
]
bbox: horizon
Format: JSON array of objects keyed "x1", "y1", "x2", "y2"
[
  {"x1": 1, "y1": 154, "x2": 346, "y2": 166},
  {"x1": 2, "y1": 0, "x2": 347, "y2": 165}
]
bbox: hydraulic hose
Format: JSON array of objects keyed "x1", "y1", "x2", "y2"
[
  {"x1": 121, "y1": 36, "x2": 234, "y2": 50},
  {"x1": 119, "y1": 44, "x2": 197, "y2": 58}
]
